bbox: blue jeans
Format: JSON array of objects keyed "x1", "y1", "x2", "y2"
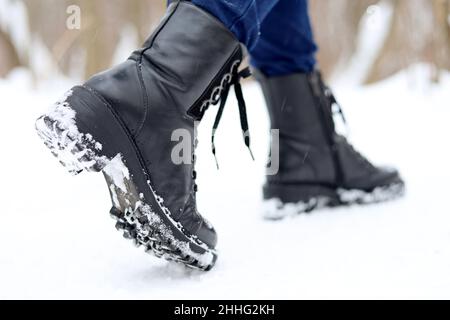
[{"x1": 189, "y1": 0, "x2": 317, "y2": 76}]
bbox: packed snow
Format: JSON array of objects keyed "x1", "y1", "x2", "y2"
[{"x1": 0, "y1": 65, "x2": 449, "y2": 299}]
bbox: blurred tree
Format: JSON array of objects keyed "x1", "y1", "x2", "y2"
[
  {"x1": 21, "y1": 0, "x2": 165, "y2": 79},
  {"x1": 365, "y1": 0, "x2": 450, "y2": 83},
  {"x1": 0, "y1": 29, "x2": 20, "y2": 77},
  {"x1": 310, "y1": 0, "x2": 379, "y2": 77}
]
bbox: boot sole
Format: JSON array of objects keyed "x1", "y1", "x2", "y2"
[
  {"x1": 263, "y1": 181, "x2": 405, "y2": 220},
  {"x1": 35, "y1": 86, "x2": 217, "y2": 271}
]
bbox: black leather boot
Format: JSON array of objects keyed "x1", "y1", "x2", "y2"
[
  {"x1": 256, "y1": 70, "x2": 405, "y2": 219},
  {"x1": 35, "y1": 1, "x2": 249, "y2": 270}
]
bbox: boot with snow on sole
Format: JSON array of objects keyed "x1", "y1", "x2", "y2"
[
  {"x1": 35, "y1": 1, "x2": 251, "y2": 270},
  {"x1": 256, "y1": 69, "x2": 405, "y2": 220}
]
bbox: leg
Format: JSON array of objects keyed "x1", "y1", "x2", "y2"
[
  {"x1": 190, "y1": 0, "x2": 280, "y2": 50},
  {"x1": 250, "y1": 0, "x2": 318, "y2": 76}
]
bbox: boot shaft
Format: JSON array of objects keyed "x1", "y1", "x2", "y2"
[
  {"x1": 256, "y1": 69, "x2": 337, "y2": 185},
  {"x1": 132, "y1": 1, "x2": 244, "y2": 121},
  {"x1": 87, "y1": 1, "x2": 244, "y2": 135},
  {"x1": 255, "y1": 70, "x2": 331, "y2": 146}
]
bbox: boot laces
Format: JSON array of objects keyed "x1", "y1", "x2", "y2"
[
  {"x1": 325, "y1": 85, "x2": 375, "y2": 170},
  {"x1": 192, "y1": 62, "x2": 253, "y2": 193},
  {"x1": 205, "y1": 61, "x2": 254, "y2": 169},
  {"x1": 311, "y1": 72, "x2": 375, "y2": 171},
  {"x1": 311, "y1": 71, "x2": 347, "y2": 128}
]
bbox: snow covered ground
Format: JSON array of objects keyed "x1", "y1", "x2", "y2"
[{"x1": 0, "y1": 65, "x2": 449, "y2": 299}]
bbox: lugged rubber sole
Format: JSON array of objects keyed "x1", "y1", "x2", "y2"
[
  {"x1": 35, "y1": 87, "x2": 217, "y2": 271},
  {"x1": 263, "y1": 181, "x2": 405, "y2": 220}
]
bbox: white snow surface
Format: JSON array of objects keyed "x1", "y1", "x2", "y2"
[{"x1": 0, "y1": 65, "x2": 449, "y2": 299}]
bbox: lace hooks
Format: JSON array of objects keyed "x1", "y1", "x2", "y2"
[
  {"x1": 327, "y1": 88, "x2": 350, "y2": 137},
  {"x1": 314, "y1": 70, "x2": 349, "y2": 137},
  {"x1": 327, "y1": 89, "x2": 347, "y2": 126}
]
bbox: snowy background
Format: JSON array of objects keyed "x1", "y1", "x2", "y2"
[
  {"x1": 0, "y1": 65, "x2": 449, "y2": 299},
  {"x1": 1, "y1": 0, "x2": 450, "y2": 300}
]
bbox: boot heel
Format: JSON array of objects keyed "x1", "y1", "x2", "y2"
[{"x1": 35, "y1": 87, "x2": 113, "y2": 175}]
